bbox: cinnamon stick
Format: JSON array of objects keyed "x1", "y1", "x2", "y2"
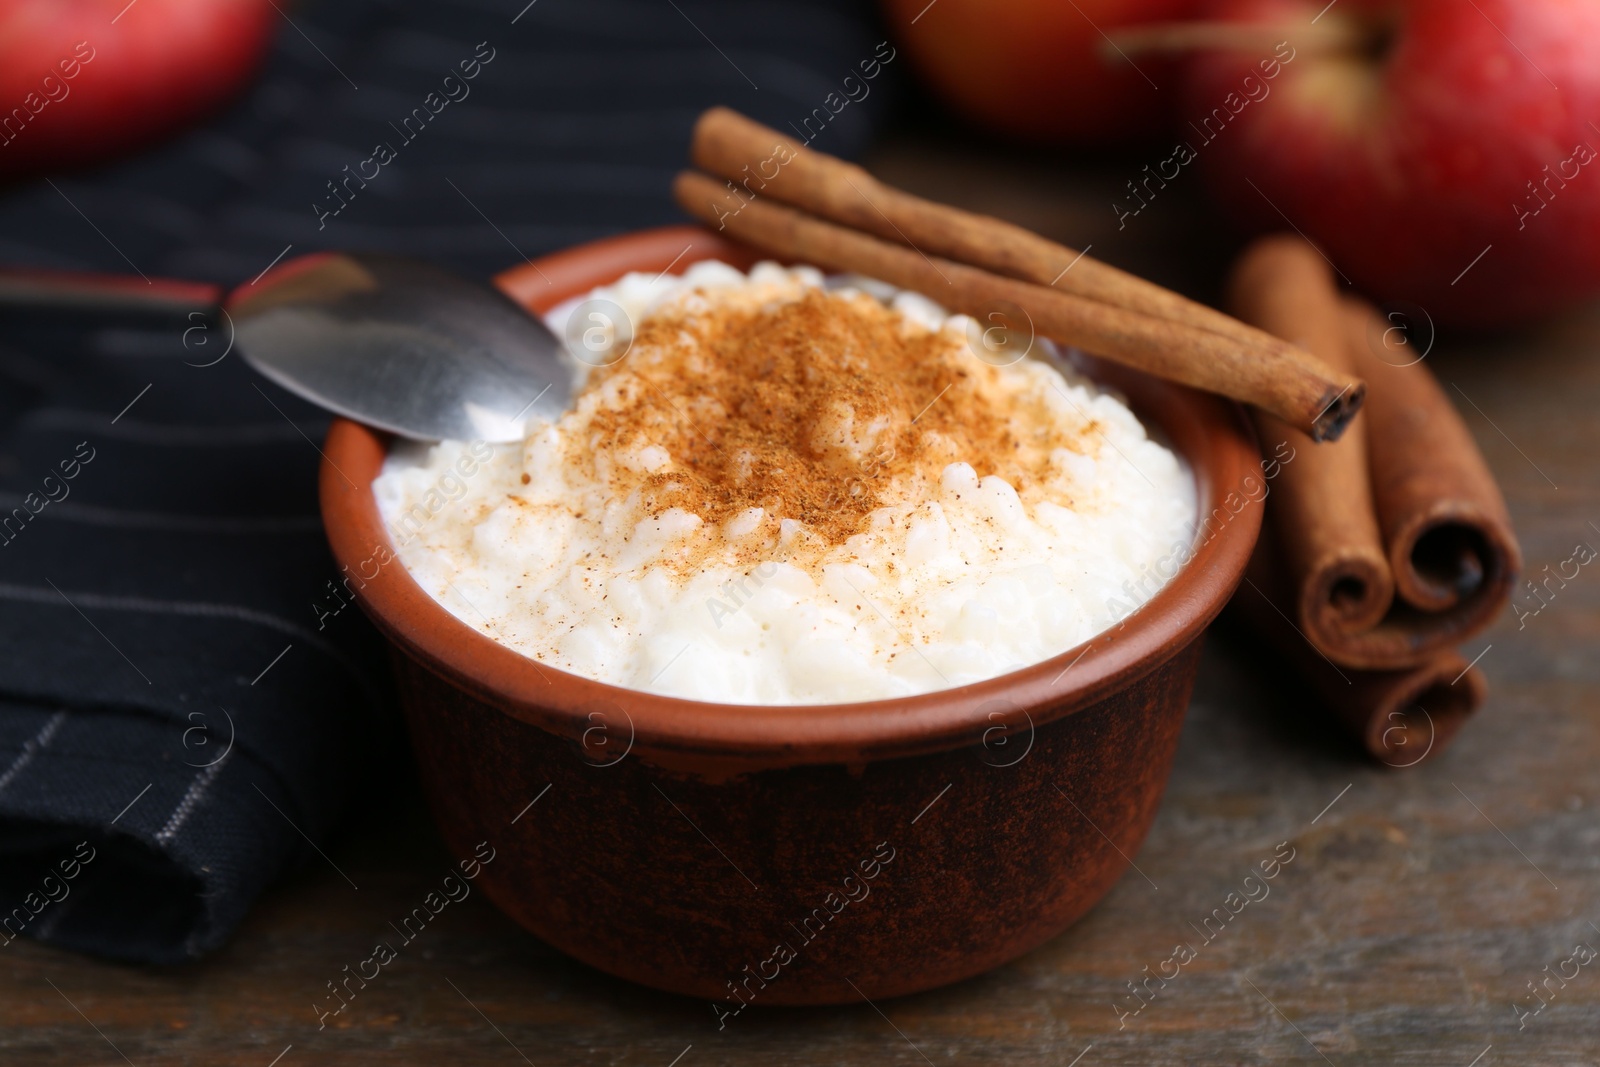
[
  {"x1": 1227, "y1": 236, "x2": 1394, "y2": 658},
  {"x1": 1235, "y1": 545, "x2": 1485, "y2": 766},
  {"x1": 692, "y1": 108, "x2": 1285, "y2": 353},
  {"x1": 1225, "y1": 237, "x2": 1521, "y2": 670},
  {"x1": 674, "y1": 169, "x2": 1364, "y2": 442},
  {"x1": 1342, "y1": 299, "x2": 1522, "y2": 623}
]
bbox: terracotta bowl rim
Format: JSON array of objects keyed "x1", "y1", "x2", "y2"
[{"x1": 318, "y1": 225, "x2": 1262, "y2": 766}]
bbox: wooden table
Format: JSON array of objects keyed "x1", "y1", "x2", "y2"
[{"x1": 6, "y1": 131, "x2": 1598, "y2": 1067}]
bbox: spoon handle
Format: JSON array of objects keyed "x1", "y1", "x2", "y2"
[{"x1": 0, "y1": 265, "x2": 220, "y2": 319}]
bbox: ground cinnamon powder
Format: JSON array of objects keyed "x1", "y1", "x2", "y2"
[{"x1": 571, "y1": 288, "x2": 1068, "y2": 561}]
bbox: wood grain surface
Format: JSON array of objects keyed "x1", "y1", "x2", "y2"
[{"x1": 3, "y1": 129, "x2": 1597, "y2": 1066}]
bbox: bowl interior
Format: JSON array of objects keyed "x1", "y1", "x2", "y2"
[{"x1": 319, "y1": 225, "x2": 1263, "y2": 768}]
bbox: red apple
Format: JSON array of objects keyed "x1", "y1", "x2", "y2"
[
  {"x1": 881, "y1": 0, "x2": 1203, "y2": 144},
  {"x1": 0, "y1": 0, "x2": 277, "y2": 180},
  {"x1": 1175, "y1": 0, "x2": 1600, "y2": 326}
]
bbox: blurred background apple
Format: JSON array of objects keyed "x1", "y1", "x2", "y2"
[
  {"x1": 882, "y1": 0, "x2": 1600, "y2": 326},
  {"x1": 880, "y1": 0, "x2": 1202, "y2": 144},
  {"x1": 1176, "y1": 0, "x2": 1600, "y2": 326},
  {"x1": 0, "y1": 0, "x2": 276, "y2": 180}
]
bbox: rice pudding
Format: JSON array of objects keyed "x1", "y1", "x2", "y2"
[{"x1": 373, "y1": 260, "x2": 1196, "y2": 704}]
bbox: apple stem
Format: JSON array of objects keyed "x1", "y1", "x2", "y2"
[{"x1": 1102, "y1": 19, "x2": 1364, "y2": 60}]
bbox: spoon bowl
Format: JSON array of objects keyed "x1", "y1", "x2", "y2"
[{"x1": 229, "y1": 252, "x2": 571, "y2": 442}]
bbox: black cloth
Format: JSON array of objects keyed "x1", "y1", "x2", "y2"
[{"x1": 0, "y1": 0, "x2": 900, "y2": 963}]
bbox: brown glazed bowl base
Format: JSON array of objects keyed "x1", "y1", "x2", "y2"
[
  {"x1": 320, "y1": 227, "x2": 1262, "y2": 1005},
  {"x1": 397, "y1": 640, "x2": 1203, "y2": 1005}
]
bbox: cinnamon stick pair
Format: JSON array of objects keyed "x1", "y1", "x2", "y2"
[
  {"x1": 1226, "y1": 236, "x2": 1521, "y2": 765},
  {"x1": 676, "y1": 107, "x2": 1365, "y2": 442}
]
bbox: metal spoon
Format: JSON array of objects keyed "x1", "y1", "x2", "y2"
[{"x1": 229, "y1": 252, "x2": 571, "y2": 442}]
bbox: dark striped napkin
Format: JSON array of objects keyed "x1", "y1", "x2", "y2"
[{"x1": 0, "y1": 0, "x2": 899, "y2": 963}]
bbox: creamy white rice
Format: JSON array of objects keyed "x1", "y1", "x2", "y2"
[{"x1": 373, "y1": 260, "x2": 1196, "y2": 704}]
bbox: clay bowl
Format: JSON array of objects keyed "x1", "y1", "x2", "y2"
[{"x1": 319, "y1": 225, "x2": 1263, "y2": 1006}]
